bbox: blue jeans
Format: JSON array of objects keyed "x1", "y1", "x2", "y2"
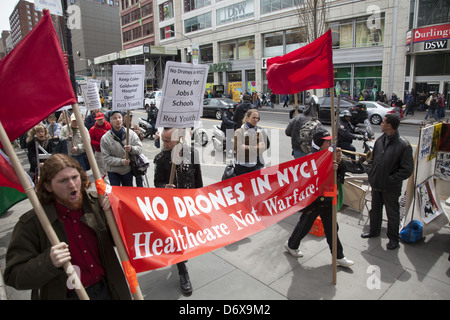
[
  {"x1": 72, "y1": 153, "x2": 87, "y2": 171},
  {"x1": 108, "y1": 171, "x2": 134, "y2": 186},
  {"x1": 424, "y1": 109, "x2": 437, "y2": 120},
  {"x1": 293, "y1": 149, "x2": 307, "y2": 159}
]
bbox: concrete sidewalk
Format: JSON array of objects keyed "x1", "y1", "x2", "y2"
[{"x1": 1, "y1": 123, "x2": 449, "y2": 301}]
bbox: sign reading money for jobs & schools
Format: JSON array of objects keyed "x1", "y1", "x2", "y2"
[
  {"x1": 112, "y1": 65, "x2": 145, "y2": 111},
  {"x1": 155, "y1": 61, "x2": 209, "y2": 128}
]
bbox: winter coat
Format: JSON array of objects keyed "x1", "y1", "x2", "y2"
[
  {"x1": 89, "y1": 121, "x2": 112, "y2": 152},
  {"x1": 100, "y1": 128, "x2": 143, "y2": 175},
  {"x1": 4, "y1": 192, "x2": 131, "y2": 300},
  {"x1": 60, "y1": 125, "x2": 90, "y2": 156},
  {"x1": 153, "y1": 146, "x2": 203, "y2": 189},
  {"x1": 367, "y1": 130, "x2": 414, "y2": 191}
]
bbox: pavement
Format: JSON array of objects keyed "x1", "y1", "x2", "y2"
[{"x1": 1, "y1": 104, "x2": 449, "y2": 303}]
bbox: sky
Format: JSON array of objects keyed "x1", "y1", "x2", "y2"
[{"x1": 0, "y1": 0, "x2": 34, "y2": 32}]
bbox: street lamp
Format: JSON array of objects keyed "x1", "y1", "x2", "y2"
[{"x1": 167, "y1": 30, "x2": 193, "y2": 63}]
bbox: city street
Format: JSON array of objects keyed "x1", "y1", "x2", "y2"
[{"x1": 1, "y1": 106, "x2": 449, "y2": 304}]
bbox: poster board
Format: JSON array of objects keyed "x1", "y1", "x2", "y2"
[
  {"x1": 112, "y1": 65, "x2": 145, "y2": 111},
  {"x1": 155, "y1": 61, "x2": 208, "y2": 128},
  {"x1": 403, "y1": 123, "x2": 449, "y2": 236}
]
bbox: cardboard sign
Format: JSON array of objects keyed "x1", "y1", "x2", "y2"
[
  {"x1": 112, "y1": 65, "x2": 145, "y2": 111},
  {"x1": 80, "y1": 83, "x2": 101, "y2": 110},
  {"x1": 155, "y1": 61, "x2": 209, "y2": 128}
]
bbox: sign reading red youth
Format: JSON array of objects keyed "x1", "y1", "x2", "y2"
[{"x1": 108, "y1": 149, "x2": 334, "y2": 273}]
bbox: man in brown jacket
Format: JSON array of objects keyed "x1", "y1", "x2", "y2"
[{"x1": 4, "y1": 153, "x2": 131, "y2": 300}]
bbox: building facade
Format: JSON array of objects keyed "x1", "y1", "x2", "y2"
[{"x1": 104, "y1": 0, "x2": 449, "y2": 103}]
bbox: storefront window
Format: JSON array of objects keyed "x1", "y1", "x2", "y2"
[
  {"x1": 200, "y1": 44, "x2": 213, "y2": 63},
  {"x1": 216, "y1": 0, "x2": 254, "y2": 25},
  {"x1": 334, "y1": 67, "x2": 352, "y2": 97},
  {"x1": 220, "y1": 40, "x2": 236, "y2": 61},
  {"x1": 354, "y1": 65, "x2": 382, "y2": 99},
  {"x1": 415, "y1": 52, "x2": 450, "y2": 76},
  {"x1": 355, "y1": 15, "x2": 384, "y2": 47},
  {"x1": 238, "y1": 37, "x2": 255, "y2": 60},
  {"x1": 261, "y1": 0, "x2": 302, "y2": 14},
  {"x1": 263, "y1": 31, "x2": 283, "y2": 57}
]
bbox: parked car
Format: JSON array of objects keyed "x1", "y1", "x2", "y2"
[
  {"x1": 360, "y1": 101, "x2": 402, "y2": 125},
  {"x1": 202, "y1": 98, "x2": 238, "y2": 120},
  {"x1": 289, "y1": 97, "x2": 367, "y2": 125}
]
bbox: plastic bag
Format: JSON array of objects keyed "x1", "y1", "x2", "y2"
[{"x1": 400, "y1": 220, "x2": 423, "y2": 243}]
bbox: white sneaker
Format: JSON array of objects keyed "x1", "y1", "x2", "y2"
[
  {"x1": 284, "y1": 241, "x2": 303, "y2": 258},
  {"x1": 336, "y1": 257, "x2": 354, "y2": 268}
]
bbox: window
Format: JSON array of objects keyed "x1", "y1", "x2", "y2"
[
  {"x1": 142, "y1": 4, "x2": 152, "y2": 17},
  {"x1": 159, "y1": 1, "x2": 174, "y2": 21},
  {"x1": 122, "y1": 13, "x2": 130, "y2": 25},
  {"x1": 123, "y1": 30, "x2": 131, "y2": 42},
  {"x1": 285, "y1": 28, "x2": 307, "y2": 53},
  {"x1": 132, "y1": 26, "x2": 142, "y2": 39},
  {"x1": 237, "y1": 37, "x2": 255, "y2": 59},
  {"x1": 220, "y1": 40, "x2": 236, "y2": 61},
  {"x1": 417, "y1": 0, "x2": 450, "y2": 28},
  {"x1": 200, "y1": 44, "x2": 213, "y2": 63},
  {"x1": 260, "y1": 0, "x2": 302, "y2": 14},
  {"x1": 160, "y1": 25, "x2": 175, "y2": 40},
  {"x1": 130, "y1": 8, "x2": 141, "y2": 22},
  {"x1": 331, "y1": 14, "x2": 385, "y2": 49},
  {"x1": 263, "y1": 31, "x2": 283, "y2": 57},
  {"x1": 184, "y1": 0, "x2": 211, "y2": 13},
  {"x1": 184, "y1": 12, "x2": 211, "y2": 33},
  {"x1": 216, "y1": 0, "x2": 254, "y2": 25},
  {"x1": 143, "y1": 22, "x2": 153, "y2": 36}
]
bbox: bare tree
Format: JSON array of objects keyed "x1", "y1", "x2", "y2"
[{"x1": 296, "y1": 0, "x2": 330, "y2": 42}]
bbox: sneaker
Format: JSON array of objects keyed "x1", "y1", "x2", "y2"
[
  {"x1": 336, "y1": 257, "x2": 354, "y2": 268},
  {"x1": 284, "y1": 241, "x2": 303, "y2": 258}
]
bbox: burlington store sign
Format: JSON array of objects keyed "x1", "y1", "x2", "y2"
[{"x1": 408, "y1": 23, "x2": 450, "y2": 53}]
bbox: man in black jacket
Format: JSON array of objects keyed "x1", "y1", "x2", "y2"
[
  {"x1": 361, "y1": 114, "x2": 414, "y2": 250},
  {"x1": 153, "y1": 128, "x2": 203, "y2": 296}
]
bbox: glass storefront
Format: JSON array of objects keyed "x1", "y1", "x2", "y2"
[{"x1": 334, "y1": 65, "x2": 382, "y2": 99}]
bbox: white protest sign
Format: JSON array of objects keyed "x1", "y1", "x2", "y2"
[
  {"x1": 34, "y1": 0, "x2": 63, "y2": 16},
  {"x1": 81, "y1": 83, "x2": 102, "y2": 110},
  {"x1": 112, "y1": 65, "x2": 145, "y2": 111},
  {"x1": 156, "y1": 61, "x2": 209, "y2": 128}
]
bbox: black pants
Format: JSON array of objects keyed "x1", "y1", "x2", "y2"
[
  {"x1": 235, "y1": 163, "x2": 263, "y2": 176},
  {"x1": 369, "y1": 188, "x2": 401, "y2": 241},
  {"x1": 67, "y1": 277, "x2": 112, "y2": 300},
  {"x1": 288, "y1": 199, "x2": 344, "y2": 259}
]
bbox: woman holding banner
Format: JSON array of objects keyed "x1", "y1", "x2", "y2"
[{"x1": 234, "y1": 109, "x2": 266, "y2": 176}]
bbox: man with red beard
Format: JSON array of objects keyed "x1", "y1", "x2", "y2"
[{"x1": 4, "y1": 154, "x2": 131, "y2": 300}]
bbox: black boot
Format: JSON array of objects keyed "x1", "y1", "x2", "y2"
[{"x1": 179, "y1": 272, "x2": 192, "y2": 296}]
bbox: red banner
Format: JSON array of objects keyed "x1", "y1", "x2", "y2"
[{"x1": 108, "y1": 150, "x2": 333, "y2": 273}]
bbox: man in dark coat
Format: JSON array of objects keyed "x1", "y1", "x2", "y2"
[{"x1": 361, "y1": 114, "x2": 414, "y2": 250}]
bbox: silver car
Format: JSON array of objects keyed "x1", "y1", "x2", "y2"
[{"x1": 360, "y1": 101, "x2": 400, "y2": 125}]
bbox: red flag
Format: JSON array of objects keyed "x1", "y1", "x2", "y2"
[
  {"x1": 266, "y1": 29, "x2": 334, "y2": 94},
  {"x1": 0, "y1": 10, "x2": 77, "y2": 147},
  {"x1": 0, "y1": 150, "x2": 29, "y2": 217}
]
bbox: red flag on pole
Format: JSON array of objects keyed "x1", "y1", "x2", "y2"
[
  {"x1": 0, "y1": 10, "x2": 77, "y2": 147},
  {"x1": 266, "y1": 29, "x2": 334, "y2": 94}
]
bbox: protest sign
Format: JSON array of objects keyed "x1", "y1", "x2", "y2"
[
  {"x1": 112, "y1": 65, "x2": 145, "y2": 111},
  {"x1": 107, "y1": 149, "x2": 333, "y2": 273},
  {"x1": 155, "y1": 61, "x2": 209, "y2": 128},
  {"x1": 81, "y1": 83, "x2": 101, "y2": 110}
]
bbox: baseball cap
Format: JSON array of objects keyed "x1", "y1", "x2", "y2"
[
  {"x1": 95, "y1": 112, "x2": 105, "y2": 120},
  {"x1": 313, "y1": 129, "x2": 332, "y2": 148}
]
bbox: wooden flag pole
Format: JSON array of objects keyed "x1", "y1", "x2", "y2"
[
  {"x1": 70, "y1": 103, "x2": 144, "y2": 300},
  {"x1": 330, "y1": 88, "x2": 338, "y2": 285},
  {"x1": 0, "y1": 120, "x2": 89, "y2": 300}
]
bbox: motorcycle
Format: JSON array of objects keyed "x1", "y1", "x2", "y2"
[
  {"x1": 192, "y1": 124, "x2": 209, "y2": 146},
  {"x1": 212, "y1": 124, "x2": 226, "y2": 152},
  {"x1": 138, "y1": 117, "x2": 156, "y2": 139},
  {"x1": 342, "y1": 119, "x2": 374, "y2": 174}
]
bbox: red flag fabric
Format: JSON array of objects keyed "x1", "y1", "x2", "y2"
[
  {"x1": 0, "y1": 150, "x2": 28, "y2": 216},
  {"x1": 0, "y1": 10, "x2": 77, "y2": 146},
  {"x1": 266, "y1": 29, "x2": 334, "y2": 94},
  {"x1": 107, "y1": 150, "x2": 334, "y2": 273}
]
